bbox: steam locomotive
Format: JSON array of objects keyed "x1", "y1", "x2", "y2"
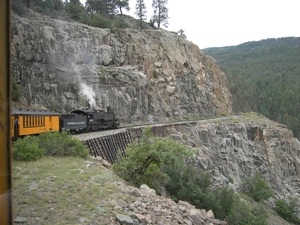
[
  {"x1": 60, "y1": 107, "x2": 119, "y2": 132},
  {"x1": 11, "y1": 107, "x2": 119, "y2": 139}
]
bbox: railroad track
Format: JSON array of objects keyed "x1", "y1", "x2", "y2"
[{"x1": 74, "y1": 115, "x2": 240, "y2": 163}]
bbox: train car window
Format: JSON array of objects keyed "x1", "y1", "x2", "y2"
[
  {"x1": 43, "y1": 116, "x2": 45, "y2": 126},
  {"x1": 25, "y1": 116, "x2": 28, "y2": 127}
]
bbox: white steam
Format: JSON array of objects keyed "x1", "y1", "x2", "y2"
[{"x1": 80, "y1": 83, "x2": 96, "y2": 108}]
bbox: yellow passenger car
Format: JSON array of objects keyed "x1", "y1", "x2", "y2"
[{"x1": 11, "y1": 108, "x2": 60, "y2": 139}]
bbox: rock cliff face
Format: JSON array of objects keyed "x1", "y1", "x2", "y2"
[
  {"x1": 11, "y1": 11, "x2": 232, "y2": 124},
  {"x1": 164, "y1": 114, "x2": 300, "y2": 202}
]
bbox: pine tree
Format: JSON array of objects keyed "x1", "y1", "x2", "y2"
[
  {"x1": 65, "y1": 0, "x2": 85, "y2": 21},
  {"x1": 177, "y1": 29, "x2": 186, "y2": 39},
  {"x1": 52, "y1": 0, "x2": 64, "y2": 11},
  {"x1": 135, "y1": 0, "x2": 147, "y2": 29},
  {"x1": 86, "y1": 0, "x2": 103, "y2": 14},
  {"x1": 116, "y1": 0, "x2": 130, "y2": 14},
  {"x1": 152, "y1": 0, "x2": 168, "y2": 28},
  {"x1": 85, "y1": 0, "x2": 117, "y2": 16},
  {"x1": 104, "y1": 0, "x2": 118, "y2": 16}
]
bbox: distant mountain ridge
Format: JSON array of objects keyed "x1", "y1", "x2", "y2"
[
  {"x1": 203, "y1": 37, "x2": 300, "y2": 139},
  {"x1": 203, "y1": 37, "x2": 300, "y2": 63}
]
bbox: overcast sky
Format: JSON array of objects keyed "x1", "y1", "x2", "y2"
[{"x1": 81, "y1": 0, "x2": 300, "y2": 49}]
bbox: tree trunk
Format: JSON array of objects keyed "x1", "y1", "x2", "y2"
[{"x1": 27, "y1": 0, "x2": 31, "y2": 8}]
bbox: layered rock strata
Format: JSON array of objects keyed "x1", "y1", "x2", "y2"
[{"x1": 165, "y1": 114, "x2": 300, "y2": 201}]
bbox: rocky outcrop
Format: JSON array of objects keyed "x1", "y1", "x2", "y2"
[
  {"x1": 11, "y1": 10, "x2": 232, "y2": 124},
  {"x1": 114, "y1": 183, "x2": 227, "y2": 225},
  {"x1": 158, "y1": 113, "x2": 300, "y2": 202}
]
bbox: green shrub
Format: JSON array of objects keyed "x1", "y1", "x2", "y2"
[
  {"x1": 152, "y1": 70, "x2": 158, "y2": 78},
  {"x1": 35, "y1": 6, "x2": 43, "y2": 13},
  {"x1": 114, "y1": 18, "x2": 128, "y2": 29},
  {"x1": 275, "y1": 198, "x2": 300, "y2": 224},
  {"x1": 113, "y1": 127, "x2": 193, "y2": 194},
  {"x1": 12, "y1": 132, "x2": 88, "y2": 161},
  {"x1": 79, "y1": 12, "x2": 89, "y2": 24},
  {"x1": 12, "y1": 136, "x2": 44, "y2": 161},
  {"x1": 165, "y1": 164, "x2": 268, "y2": 224},
  {"x1": 89, "y1": 14, "x2": 112, "y2": 29},
  {"x1": 165, "y1": 165, "x2": 211, "y2": 204},
  {"x1": 165, "y1": 165, "x2": 237, "y2": 221},
  {"x1": 212, "y1": 187, "x2": 235, "y2": 220},
  {"x1": 242, "y1": 172, "x2": 274, "y2": 202},
  {"x1": 50, "y1": 10, "x2": 59, "y2": 19},
  {"x1": 43, "y1": 7, "x2": 51, "y2": 16},
  {"x1": 228, "y1": 176, "x2": 234, "y2": 184},
  {"x1": 65, "y1": 1, "x2": 85, "y2": 21},
  {"x1": 38, "y1": 131, "x2": 88, "y2": 158},
  {"x1": 226, "y1": 199, "x2": 267, "y2": 225}
]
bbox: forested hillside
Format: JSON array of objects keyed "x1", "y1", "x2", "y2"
[{"x1": 203, "y1": 37, "x2": 300, "y2": 139}]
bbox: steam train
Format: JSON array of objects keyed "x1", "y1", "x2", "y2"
[{"x1": 11, "y1": 107, "x2": 119, "y2": 139}]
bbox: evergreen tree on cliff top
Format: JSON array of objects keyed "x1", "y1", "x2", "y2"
[
  {"x1": 135, "y1": 0, "x2": 147, "y2": 29},
  {"x1": 116, "y1": 0, "x2": 130, "y2": 14},
  {"x1": 152, "y1": 0, "x2": 168, "y2": 28},
  {"x1": 65, "y1": 0, "x2": 85, "y2": 20},
  {"x1": 85, "y1": 0, "x2": 118, "y2": 16}
]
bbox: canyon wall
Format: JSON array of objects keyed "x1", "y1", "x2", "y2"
[{"x1": 11, "y1": 11, "x2": 232, "y2": 124}]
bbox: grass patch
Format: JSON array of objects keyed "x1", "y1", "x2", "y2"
[
  {"x1": 12, "y1": 156, "x2": 126, "y2": 224},
  {"x1": 231, "y1": 117, "x2": 240, "y2": 123},
  {"x1": 212, "y1": 119, "x2": 223, "y2": 124},
  {"x1": 98, "y1": 66, "x2": 106, "y2": 74}
]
